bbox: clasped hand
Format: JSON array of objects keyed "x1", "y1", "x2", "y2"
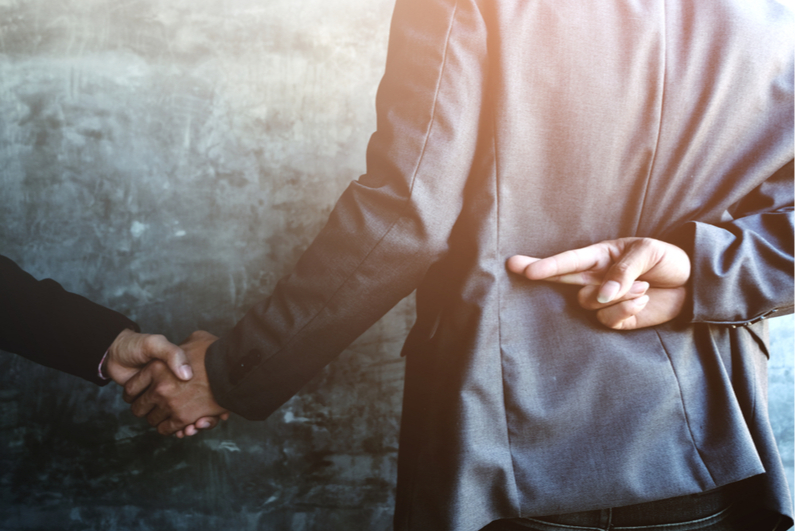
[
  {"x1": 123, "y1": 331, "x2": 228, "y2": 438},
  {"x1": 107, "y1": 329, "x2": 227, "y2": 437},
  {"x1": 507, "y1": 237, "x2": 691, "y2": 330}
]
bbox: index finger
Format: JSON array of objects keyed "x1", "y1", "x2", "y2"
[{"x1": 508, "y1": 246, "x2": 611, "y2": 285}]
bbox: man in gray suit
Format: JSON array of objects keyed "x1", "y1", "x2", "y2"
[{"x1": 122, "y1": 0, "x2": 794, "y2": 529}]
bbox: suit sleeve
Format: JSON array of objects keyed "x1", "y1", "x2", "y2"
[
  {"x1": 666, "y1": 159, "x2": 794, "y2": 326},
  {"x1": 0, "y1": 255, "x2": 140, "y2": 385},
  {"x1": 205, "y1": 0, "x2": 489, "y2": 420}
]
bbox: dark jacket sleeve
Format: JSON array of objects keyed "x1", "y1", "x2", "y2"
[
  {"x1": 204, "y1": 0, "x2": 488, "y2": 420},
  {"x1": 0, "y1": 255, "x2": 140, "y2": 385},
  {"x1": 666, "y1": 159, "x2": 794, "y2": 326}
]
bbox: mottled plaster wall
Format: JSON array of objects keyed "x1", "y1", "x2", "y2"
[
  {"x1": 0, "y1": 1, "x2": 792, "y2": 530},
  {"x1": 1, "y1": 1, "x2": 403, "y2": 529}
]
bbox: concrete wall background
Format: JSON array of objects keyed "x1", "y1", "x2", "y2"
[{"x1": 0, "y1": 1, "x2": 791, "y2": 530}]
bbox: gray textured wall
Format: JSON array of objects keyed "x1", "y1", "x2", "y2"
[{"x1": 0, "y1": 1, "x2": 792, "y2": 530}]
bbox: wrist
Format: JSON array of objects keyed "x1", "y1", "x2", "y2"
[
  {"x1": 105, "y1": 328, "x2": 138, "y2": 383},
  {"x1": 98, "y1": 351, "x2": 111, "y2": 380}
]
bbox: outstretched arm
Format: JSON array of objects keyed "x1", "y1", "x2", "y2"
[{"x1": 0, "y1": 254, "x2": 192, "y2": 385}]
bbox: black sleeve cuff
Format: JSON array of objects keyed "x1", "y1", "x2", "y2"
[{"x1": 0, "y1": 256, "x2": 140, "y2": 385}]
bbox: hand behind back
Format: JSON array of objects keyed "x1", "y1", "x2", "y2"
[{"x1": 507, "y1": 237, "x2": 691, "y2": 330}]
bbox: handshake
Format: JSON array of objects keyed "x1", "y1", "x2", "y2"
[
  {"x1": 104, "y1": 329, "x2": 229, "y2": 438},
  {"x1": 104, "y1": 236, "x2": 692, "y2": 438}
]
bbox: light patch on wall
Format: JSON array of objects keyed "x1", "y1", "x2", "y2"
[
  {"x1": 130, "y1": 221, "x2": 147, "y2": 238},
  {"x1": 203, "y1": 439, "x2": 242, "y2": 452},
  {"x1": 283, "y1": 410, "x2": 310, "y2": 423}
]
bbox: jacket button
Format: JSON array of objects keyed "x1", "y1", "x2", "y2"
[
  {"x1": 240, "y1": 349, "x2": 262, "y2": 371},
  {"x1": 229, "y1": 350, "x2": 263, "y2": 385}
]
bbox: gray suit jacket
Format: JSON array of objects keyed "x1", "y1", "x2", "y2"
[{"x1": 205, "y1": 0, "x2": 794, "y2": 529}]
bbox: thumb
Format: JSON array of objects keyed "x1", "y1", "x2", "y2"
[
  {"x1": 143, "y1": 335, "x2": 193, "y2": 381},
  {"x1": 597, "y1": 244, "x2": 651, "y2": 304}
]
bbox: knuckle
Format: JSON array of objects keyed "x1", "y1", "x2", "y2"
[
  {"x1": 145, "y1": 335, "x2": 170, "y2": 352},
  {"x1": 600, "y1": 313, "x2": 623, "y2": 329},
  {"x1": 636, "y1": 238, "x2": 660, "y2": 258},
  {"x1": 153, "y1": 382, "x2": 174, "y2": 399},
  {"x1": 597, "y1": 310, "x2": 619, "y2": 329},
  {"x1": 142, "y1": 335, "x2": 158, "y2": 349},
  {"x1": 151, "y1": 360, "x2": 169, "y2": 375},
  {"x1": 613, "y1": 261, "x2": 632, "y2": 275},
  {"x1": 124, "y1": 377, "x2": 142, "y2": 391}
]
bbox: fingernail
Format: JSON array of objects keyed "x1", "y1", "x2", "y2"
[
  {"x1": 597, "y1": 281, "x2": 620, "y2": 303},
  {"x1": 634, "y1": 295, "x2": 650, "y2": 307},
  {"x1": 179, "y1": 365, "x2": 193, "y2": 380},
  {"x1": 197, "y1": 420, "x2": 210, "y2": 429},
  {"x1": 507, "y1": 255, "x2": 537, "y2": 275},
  {"x1": 631, "y1": 281, "x2": 649, "y2": 294}
]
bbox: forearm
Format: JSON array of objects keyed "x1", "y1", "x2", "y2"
[
  {"x1": 0, "y1": 255, "x2": 138, "y2": 384},
  {"x1": 666, "y1": 162, "x2": 794, "y2": 325},
  {"x1": 205, "y1": 0, "x2": 489, "y2": 420},
  {"x1": 672, "y1": 211, "x2": 793, "y2": 324}
]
